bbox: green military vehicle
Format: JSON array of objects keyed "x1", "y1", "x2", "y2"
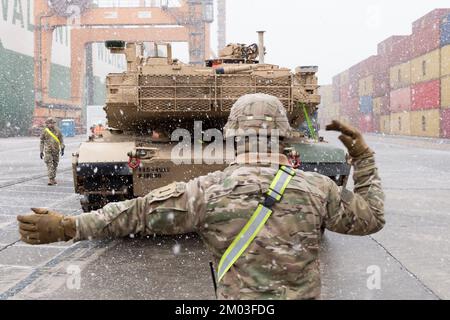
[{"x1": 72, "y1": 32, "x2": 350, "y2": 211}]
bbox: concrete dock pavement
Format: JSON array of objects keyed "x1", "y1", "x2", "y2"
[{"x1": 0, "y1": 133, "x2": 449, "y2": 299}]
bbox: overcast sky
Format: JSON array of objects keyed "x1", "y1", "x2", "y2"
[{"x1": 209, "y1": 0, "x2": 450, "y2": 85}]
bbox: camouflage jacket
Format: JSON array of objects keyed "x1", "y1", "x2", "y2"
[
  {"x1": 74, "y1": 153, "x2": 385, "y2": 300},
  {"x1": 40, "y1": 127, "x2": 64, "y2": 154}
]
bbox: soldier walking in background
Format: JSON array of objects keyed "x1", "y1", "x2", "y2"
[
  {"x1": 40, "y1": 117, "x2": 65, "y2": 186},
  {"x1": 20, "y1": 94, "x2": 384, "y2": 300}
]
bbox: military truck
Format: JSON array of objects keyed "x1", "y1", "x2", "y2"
[{"x1": 72, "y1": 32, "x2": 350, "y2": 212}]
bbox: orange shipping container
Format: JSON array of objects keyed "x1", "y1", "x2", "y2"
[
  {"x1": 409, "y1": 109, "x2": 440, "y2": 138},
  {"x1": 390, "y1": 112, "x2": 411, "y2": 136},
  {"x1": 442, "y1": 75, "x2": 450, "y2": 108},
  {"x1": 340, "y1": 70, "x2": 350, "y2": 84},
  {"x1": 442, "y1": 45, "x2": 450, "y2": 77},
  {"x1": 390, "y1": 61, "x2": 411, "y2": 89},
  {"x1": 373, "y1": 96, "x2": 390, "y2": 115},
  {"x1": 359, "y1": 75, "x2": 374, "y2": 96},
  {"x1": 380, "y1": 115, "x2": 391, "y2": 134},
  {"x1": 410, "y1": 49, "x2": 440, "y2": 84}
]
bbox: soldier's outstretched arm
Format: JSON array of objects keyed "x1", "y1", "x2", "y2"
[
  {"x1": 324, "y1": 121, "x2": 385, "y2": 235},
  {"x1": 74, "y1": 179, "x2": 208, "y2": 241},
  {"x1": 18, "y1": 173, "x2": 216, "y2": 244}
]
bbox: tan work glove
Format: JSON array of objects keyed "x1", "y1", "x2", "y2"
[
  {"x1": 17, "y1": 208, "x2": 76, "y2": 245},
  {"x1": 326, "y1": 120, "x2": 372, "y2": 158}
]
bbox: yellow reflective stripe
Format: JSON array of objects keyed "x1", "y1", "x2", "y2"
[
  {"x1": 217, "y1": 204, "x2": 273, "y2": 282},
  {"x1": 279, "y1": 174, "x2": 294, "y2": 195},
  {"x1": 45, "y1": 128, "x2": 61, "y2": 145},
  {"x1": 269, "y1": 170, "x2": 283, "y2": 191}
]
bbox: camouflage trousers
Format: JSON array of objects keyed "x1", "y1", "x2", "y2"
[{"x1": 44, "y1": 152, "x2": 60, "y2": 180}]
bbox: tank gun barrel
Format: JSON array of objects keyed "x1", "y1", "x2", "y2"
[{"x1": 215, "y1": 64, "x2": 261, "y2": 74}]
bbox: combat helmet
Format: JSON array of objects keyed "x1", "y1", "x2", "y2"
[
  {"x1": 45, "y1": 117, "x2": 56, "y2": 125},
  {"x1": 223, "y1": 93, "x2": 292, "y2": 139}
]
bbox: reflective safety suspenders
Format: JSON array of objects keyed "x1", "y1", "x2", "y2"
[
  {"x1": 217, "y1": 165, "x2": 297, "y2": 282},
  {"x1": 45, "y1": 128, "x2": 61, "y2": 145}
]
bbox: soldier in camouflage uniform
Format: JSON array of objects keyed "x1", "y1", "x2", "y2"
[
  {"x1": 40, "y1": 117, "x2": 65, "y2": 185},
  {"x1": 19, "y1": 94, "x2": 384, "y2": 300}
]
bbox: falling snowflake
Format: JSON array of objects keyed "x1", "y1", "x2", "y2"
[{"x1": 172, "y1": 243, "x2": 181, "y2": 255}]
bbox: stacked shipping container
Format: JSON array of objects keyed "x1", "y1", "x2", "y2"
[{"x1": 326, "y1": 9, "x2": 450, "y2": 139}]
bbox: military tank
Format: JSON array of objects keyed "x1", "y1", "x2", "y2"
[{"x1": 72, "y1": 32, "x2": 351, "y2": 212}]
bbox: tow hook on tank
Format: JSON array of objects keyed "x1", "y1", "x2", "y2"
[{"x1": 127, "y1": 147, "x2": 158, "y2": 169}]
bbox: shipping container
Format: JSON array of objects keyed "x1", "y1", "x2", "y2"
[
  {"x1": 359, "y1": 114, "x2": 374, "y2": 133},
  {"x1": 359, "y1": 96, "x2": 373, "y2": 114},
  {"x1": 411, "y1": 9, "x2": 450, "y2": 58},
  {"x1": 410, "y1": 109, "x2": 440, "y2": 137},
  {"x1": 348, "y1": 81, "x2": 359, "y2": 99},
  {"x1": 360, "y1": 55, "x2": 379, "y2": 76},
  {"x1": 340, "y1": 84, "x2": 350, "y2": 105},
  {"x1": 377, "y1": 35, "x2": 412, "y2": 66},
  {"x1": 441, "y1": 45, "x2": 450, "y2": 77},
  {"x1": 373, "y1": 114, "x2": 380, "y2": 133},
  {"x1": 342, "y1": 97, "x2": 359, "y2": 117},
  {"x1": 340, "y1": 70, "x2": 350, "y2": 84},
  {"x1": 410, "y1": 49, "x2": 440, "y2": 84},
  {"x1": 390, "y1": 61, "x2": 411, "y2": 89},
  {"x1": 380, "y1": 115, "x2": 391, "y2": 134},
  {"x1": 441, "y1": 75, "x2": 450, "y2": 108},
  {"x1": 412, "y1": 9, "x2": 450, "y2": 32},
  {"x1": 359, "y1": 75, "x2": 374, "y2": 96},
  {"x1": 390, "y1": 111, "x2": 411, "y2": 136},
  {"x1": 348, "y1": 63, "x2": 363, "y2": 98},
  {"x1": 332, "y1": 75, "x2": 341, "y2": 103},
  {"x1": 442, "y1": 15, "x2": 450, "y2": 47},
  {"x1": 390, "y1": 87, "x2": 411, "y2": 112},
  {"x1": 370, "y1": 55, "x2": 389, "y2": 94},
  {"x1": 373, "y1": 96, "x2": 390, "y2": 115},
  {"x1": 411, "y1": 79, "x2": 440, "y2": 111},
  {"x1": 441, "y1": 109, "x2": 450, "y2": 138}
]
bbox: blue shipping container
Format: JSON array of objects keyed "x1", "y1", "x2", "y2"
[
  {"x1": 442, "y1": 15, "x2": 450, "y2": 47},
  {"x1": 359, "y1": 96, "x2": 373, "y2": 115}
]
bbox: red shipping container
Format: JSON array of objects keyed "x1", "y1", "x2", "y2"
[
  {"x1": 359, "y1": 114, "x2": 374, "y2": 133},
  {"x1": 360, "y1": 55, "x2": 379, "y2": 76},
  {"x1": 341, "y1": 97, "x2": 359, "y2": 117},
  {"x1": 378, "y1": 35, "x2": 412, "y2": 66},
  {"x1": 373, "y1": 71, "x2": 390, "y2": 97},
  {"x1": 390, "y1": 87, "x2": 411, "y2": 112},
  {"x1": 441, "y1": 109, "x2": 450, "y2": 138},
  {"x1": 340, "y1": 84, "x2": 350, "y2": 105},
  {"x1": 372, "y1": 55, "x2": 390, "y2": 97},
  {"x1": 411, "y1": 79, "x2": 440, "y2": 111},
  {"x1": 411, "y1": 9, "x2": 450, "y2": 58},
  {"x1": 412, "y1": 9, "x2": 450, "y2": 32}
]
